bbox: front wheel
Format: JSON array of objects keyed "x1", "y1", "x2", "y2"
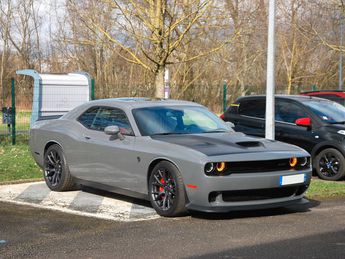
[
  {"x1": 148, "y1": 161, "x2": 188, "y2": 217},
  {"x1": 314, "y1": 148, "x2": 345, "y2": 181}
]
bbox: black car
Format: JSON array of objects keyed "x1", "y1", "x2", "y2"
[{"x1": 222, "y1": 95, "x2": 345, "y2": 181}]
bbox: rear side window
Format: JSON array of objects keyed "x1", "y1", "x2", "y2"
[
  {"x1": 238, "y1": 100, "x2": 265, "y2": 118},
  {"x1": 78, "y1": 107, "x2": 99, "y2": 128}
]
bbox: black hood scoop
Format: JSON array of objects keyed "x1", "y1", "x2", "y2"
[
  {"x1": 151, "y1": 133, "x2": 271, "y2": 156},
  {"x1": 236, "y1": 141, "x2": 262, "y2": 148}
]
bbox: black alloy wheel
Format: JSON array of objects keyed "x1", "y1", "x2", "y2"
[
  {"x1": 43, "y1": 144, "x2": 75, "y2": 191},
  {"x1": 149, "y1": 161, "x2": 187, "y2": 217},
  {"x1": 315, "y1": 148, "x2": 345, "y2": 181},
  {"x1": 45, "y1": 149, "x2": 62, "y2": 187}
]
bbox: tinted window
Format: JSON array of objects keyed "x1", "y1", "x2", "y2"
[
  {"x1": 91, "y1": 107, "x2": 134, "y2": 135},
  {"x1": 238, "y1": 100, "x2": 265, "y2": 118},
  {"x1": 275, "y1": 101, "x2": 308, "y2": 124},
  {"x1": 78, "y1": 107, "x2": 99, "y2": 128}
]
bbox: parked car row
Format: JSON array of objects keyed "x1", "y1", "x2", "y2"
[{"x1": 221, "y1": 95, "x2": 345, "y2": 181}]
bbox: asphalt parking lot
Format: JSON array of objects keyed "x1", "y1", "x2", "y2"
[{"x1": 0, "y1": 185, "x2": 345, "y2": 258}]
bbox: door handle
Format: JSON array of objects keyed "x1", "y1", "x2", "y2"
[{"x1": 83, "y1": 135, "x2": 91, "y2": 140}]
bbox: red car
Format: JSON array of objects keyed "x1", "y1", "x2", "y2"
[{"x1": 301, "y1": 90, "x2": 345, "y2": 105}]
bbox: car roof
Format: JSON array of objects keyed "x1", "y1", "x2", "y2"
[
  {"x1": 235, "y1": 95, "x2": 328, "y2": 103},
  {"x1": 89, "y1": 98, "x2": 201, "y2": 108},
  {"x1": 63, "y1": 98, "x2": 203, "y2": 119},
  {"x1": 301, "y1": 90, "x2": 345, "y2": 98}
]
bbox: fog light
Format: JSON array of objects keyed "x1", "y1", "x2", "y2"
[
  {"x1": 289, "y1": 157, "x2": 298, "y2": 167},
  {"x1": 216, "y1": 162, "x2": 226, "y2": 172}
]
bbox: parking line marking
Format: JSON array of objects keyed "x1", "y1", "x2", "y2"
[
  {"x1": 14, "y1": 183, "x2": 51, "y2": 204},
  {"x1": 0, "y1": 182, "x2": 160, "y2": 222}
]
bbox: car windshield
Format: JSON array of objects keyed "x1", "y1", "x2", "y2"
[
  {"x1": 132, "y1": 106, "x2": 230, "y2": 136},
  {"x1": 303, "y1": 100, "x2": 345, "y2": 124}
]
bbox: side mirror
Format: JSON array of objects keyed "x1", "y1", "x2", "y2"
[
  {"x1": 105, "y1": 125, "x2": 120, "y2": 135},
  {"x1": 104, "y1": 125, "x2": 125, "y2": 140},
  {"x1": 295, "y1": 117, "x2": 311, "y2": 127}
]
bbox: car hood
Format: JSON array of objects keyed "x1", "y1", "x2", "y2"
[{"x1": 151, "y1": 132, "x2": 302, "y2": 156}]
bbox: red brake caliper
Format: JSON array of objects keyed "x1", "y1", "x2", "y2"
[{"x1": 159, "y1": 178, "x2": 165, "y2": 193}]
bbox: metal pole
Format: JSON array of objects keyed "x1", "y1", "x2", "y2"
[
  {"x1": 223, "y1": 80, "x2": 227, "y2": 113},
  {"x1": 11, "y1": 78, "x2": 16, "y2": 145},
  {"x1": 91, "y1": 78, "x2": 95, "y2": 100},
  {"x1": 339, "y1": 15, "x2": 343, "y2": 91},
  {"x1": 265, "y1": 0, "x2": 276, "y2": 140},
  {"x1": 164, "y1": 69, "x2": 170, "y2": 99}
]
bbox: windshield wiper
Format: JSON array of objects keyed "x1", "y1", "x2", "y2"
[
  {"x1": 151, "y1": 132, "x2": 186, "y2": 136},
  {"x1": 329, "y1": 121, "x2": 345, "y2": 124},
  {"x1": 204, "y1": 129, "x2": 228, "y2": 133}
]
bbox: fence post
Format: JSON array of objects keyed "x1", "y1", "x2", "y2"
[
  {"x1": 11, "y1": 78, "x2": 16, "y2": 145},
  {"x1": 91, "y1": 79, "x2": 95, "y2": 100},
  {"x1": 223, "y1": 80, "x2": 227, "y2": 113}
]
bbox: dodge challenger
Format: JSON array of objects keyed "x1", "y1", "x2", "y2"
[{"x1": 29, "y1": 98, "x2": 312, "y2": 217}]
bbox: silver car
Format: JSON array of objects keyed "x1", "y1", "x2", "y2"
[{"x1": 29, "y1": 98, "x2": 312, "y2": 217}]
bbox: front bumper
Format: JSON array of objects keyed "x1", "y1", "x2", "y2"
[
  {"x1": 186, "y1": 197, "x2": 309, "y2": 213},
  {"x1": 184, "y1": 169, "x2": 312, "y2": 212}
]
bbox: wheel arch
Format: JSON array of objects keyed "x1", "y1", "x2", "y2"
[
  {"x1": 311, "y1": 142, "x2": 345, "y2": 159},
  {"x1": 44, "y1": 140, "x2": 63, "y2": 155},
  {"x1": 147, "y1": 157, "x2": 182, "y2": 187}
]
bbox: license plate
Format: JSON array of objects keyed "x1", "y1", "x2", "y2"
[{"x1": 280, "y1": 174, "x2": 305, "y2": 186}]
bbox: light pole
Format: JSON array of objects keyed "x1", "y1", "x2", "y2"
[
  {"x1": 339, "y1": 14, "x2": 344, "y2": 90},
  {"x1": 265, "y1": 0, "x2": 276, "y2": 140}
]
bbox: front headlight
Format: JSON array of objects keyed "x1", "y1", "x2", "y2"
[{"x1": 205, "y1": 162, "x2": 227, "y2": 176}]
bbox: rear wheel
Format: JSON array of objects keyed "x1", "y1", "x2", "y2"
[
  {"x1": 148, "y1": 161, "x2": 187, "y2": 217},
  {"x1": 314, "y1": 148, "x2": 345, "y2": 181},
  {"x1": 44, "y1": 144, "x2": 75, "y2": 191}
]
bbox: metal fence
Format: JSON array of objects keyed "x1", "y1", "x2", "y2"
[
  {"x1": 1, "y1": 77, "x2": 228, "y2": 145},
  {"x1": 0, "y1": 77, "x2": 95, "y2": 145}
]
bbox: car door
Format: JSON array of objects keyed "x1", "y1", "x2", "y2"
[
  {"x1": 275, "y1": 100, "x2": 318, "y2": 153},
  {"x1": 66, "y1": 106, "x2": 100, "y2": 179},
  {"x1": 232, "y1": 98, "x2": 266, "y2": 137},
  {"x1": 78, "y1": 106, "x2": 139, "y2": 190}
]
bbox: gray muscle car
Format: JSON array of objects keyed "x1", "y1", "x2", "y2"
[{"x1": 29, "y1": 98, "x2": 312, "y2": 217}]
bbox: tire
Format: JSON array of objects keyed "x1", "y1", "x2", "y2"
[
  {"x1": 314, "y1": 148, "x2": 345, "y2": 181},
  {"x1": 43, "y1": 144, "x2": 75, "y2": 191},
  {"x1": 148, "y1": 161, "x2": 188, "y2": 217}
]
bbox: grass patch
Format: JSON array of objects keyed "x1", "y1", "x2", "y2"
[
  {"x1": 306, "y1": 179, "x2": 345, "y2": 200},
  {"x1": 0, "y1": 143, "x2": 42, "y2": 182}
]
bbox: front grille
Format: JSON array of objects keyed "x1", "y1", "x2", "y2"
[
  {"x1": 225, "y1": 158, "x2": 307, "y2": 174},
  {"x1": 209, "y1": 186, "x2": 306, "y2": 203}
]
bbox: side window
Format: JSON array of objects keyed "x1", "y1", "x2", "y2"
[
  {"x1": 77, "y1": 107, "x2": 99, "y2": 128},
  {"x1": 91, "y1": 107, "x2": 134, "y2": 136},
  {"x1": 238, "y1": 100, "x2": 265, "y2": 119},
  {"x1": 275, "y1": 101, "x2": 308, "y2": 124}
]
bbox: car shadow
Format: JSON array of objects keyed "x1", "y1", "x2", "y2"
[
  {"x1": 80, "y1": 186, "x2": 152, "y2": 208},
  {"x1": 189, "y1": 199, "x2": 321, "y2": 220}
]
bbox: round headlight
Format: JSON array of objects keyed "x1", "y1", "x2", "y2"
[
  {"x1": 216, "y1": 162, "x2": 226, "y2": 172},
  {"x1": 289, "y1": 157, "x2": 298, "y2": 167},
  {"x1": 205, "y1": 163, "x2": 214, "y2": 173}
]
